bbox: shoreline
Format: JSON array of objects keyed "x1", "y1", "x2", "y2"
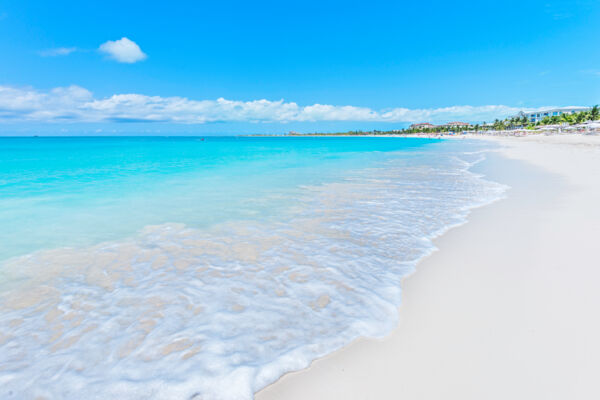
[
  {"x1": 256, "y1": 134, "x2": 600, "y2": 399},
  {"x1": 246, "y1": 129, "x2": 600, "y2": 139}
]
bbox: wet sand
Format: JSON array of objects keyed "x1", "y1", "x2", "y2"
[{"x1": 257, "y1": 135, "x2": 600, "y2": 400}]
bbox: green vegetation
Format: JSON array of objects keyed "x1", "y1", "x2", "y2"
[
  {"x1": 459, "y1": 106, "x2": 599, "y2": 132},
  {"x1": 513, "y1": 105, "x2": 599, "y2": 129},
  {"x1": 283, "y1": 105, "x2": 600, "y2": 136},
  {"x1": 288, "y1": 125, "x2": 481, "y2": 136}
]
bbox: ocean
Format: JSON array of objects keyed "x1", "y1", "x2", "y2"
[{"x1": 0, "y1": 136, "x2": 506, "y2": 399}]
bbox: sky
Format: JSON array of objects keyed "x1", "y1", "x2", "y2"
[{"x1": 0, "y1": 0, "x2": 599, "y2": 135}]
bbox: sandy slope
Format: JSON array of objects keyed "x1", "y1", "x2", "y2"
[{"x1": 256, "y1": 134, "x2": 600, "y2": 400}]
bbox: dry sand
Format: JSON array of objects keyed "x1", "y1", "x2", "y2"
[{"x1": 256, "y1": 134, "x2": 600, "y2": 400}]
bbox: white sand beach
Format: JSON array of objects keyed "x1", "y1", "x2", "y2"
[{"x1": 257, "y1": 134, "x2": 600, "y2": 400}]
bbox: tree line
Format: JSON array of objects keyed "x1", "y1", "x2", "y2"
[
  {"x1": 488, "y1": 105, "x2": 599, "y2": 131},
  {"x1": 286, "y1": 105, "x2": 600, "y2": 136}
]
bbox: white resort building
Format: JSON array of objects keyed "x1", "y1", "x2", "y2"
[
  {"x1": 409, "y1": 123, "x2": 436, "y2": 130},
  {"x1": 409, "y1": 122, "x2": 472, "y2": 130},
  {"x1": 520, "y1": 107, "x2": 589, "y2": 123},
  {"x1": 442, "y1": 121, "x2": 472, "y2": 128}
]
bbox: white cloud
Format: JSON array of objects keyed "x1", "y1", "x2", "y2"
[
  {"x1": 98, "y1": 37, "x2": 147, "y2": 63},
  {"x1": 0, "y1": 84, "x2": 552, "y2": 125},
  {"x1": 39, "y1": 47, "x2": 77, "y2": 57}
]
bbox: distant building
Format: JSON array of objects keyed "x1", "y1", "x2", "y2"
[
  {"x1": 519, "y1": 107, "x2": 590, "y2": 123},
  {"x1": 442, "y1": 121, "x2": 472, "y2": 128},
  {"x1": 409, "y1": 123, "x2": 436, "y2": 130}
]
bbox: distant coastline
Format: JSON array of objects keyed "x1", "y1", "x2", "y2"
[{"x1": 247, "y1": 105, "x2": 600, "y2": 138}]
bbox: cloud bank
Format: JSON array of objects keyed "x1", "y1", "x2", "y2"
[
  {"x1": 99, "y1": 37, "x2": 147, "y2": 63},
  {"x1": 0, "y1": 84, "x2": 544, "y2": 125}
]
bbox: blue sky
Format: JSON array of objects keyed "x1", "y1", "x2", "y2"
[{"x1": 0, "y1": 0, "x2": 599, "y2": 134}]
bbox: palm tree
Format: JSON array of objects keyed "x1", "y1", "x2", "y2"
[
  {"x1": 591, "y1": 105, "x2": 599, "y2": 121},
  {"x1": 574, "y1": 111, "x2": 586, "y2": 124},
  {"x1": 560, "y1": 112, "x2": 574, "y2": 124}
]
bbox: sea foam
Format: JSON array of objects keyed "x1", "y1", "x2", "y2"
[{"x1": 0, "y1": 140, "x2": 506, "y2": 400}]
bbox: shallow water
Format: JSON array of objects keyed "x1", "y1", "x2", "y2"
[{"x1": 0, "y1": 137, "x2": 506, "y2": 399}]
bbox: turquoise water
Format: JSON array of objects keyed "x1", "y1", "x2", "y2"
[
  {"x1": 0, "y1": 136, "x2": 439, "y2": 261},
  {"x1": 0, "y1": 137, "x2": 506, "y2": 400}
]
